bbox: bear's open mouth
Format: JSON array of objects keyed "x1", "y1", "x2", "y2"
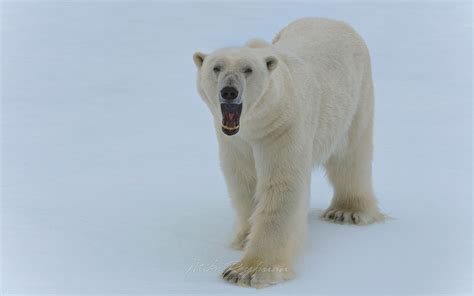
[{"x1": 220, "y1": 103, "x2": 242, "y2": 136}]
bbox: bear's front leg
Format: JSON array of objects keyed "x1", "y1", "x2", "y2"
[
  {"x1": 219, "y1": 140, "x2": 257, "y2": 250},
  {"x1": 222, "y1": 136, "x2": 311, "y2": 288}
]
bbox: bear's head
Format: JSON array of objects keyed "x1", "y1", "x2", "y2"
[{"x1": 193, "y1": 47, "x2": 278, "y2": 136}]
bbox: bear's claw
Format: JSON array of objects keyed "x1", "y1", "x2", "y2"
[
  {"x1": 322, "y1": 208, "x2": 384, "y2": 225},
  {"x1": 222, "y1": 261, "x2": 294, "y2": 288}
]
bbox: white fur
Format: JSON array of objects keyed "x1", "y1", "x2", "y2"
[{"x1": 193, "y1": 18, "x2": 383, "y2": 288}]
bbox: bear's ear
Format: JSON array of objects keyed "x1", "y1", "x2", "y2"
[
  {"x1": 265, "y1": 56, "x2": 278, "y2": 72},
  {"x1": 193, "y1": 52, "x2": 207, "y2": 68}
]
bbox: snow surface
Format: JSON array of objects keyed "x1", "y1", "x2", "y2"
[{"x1": 1, "y1": 1, "x2": 472, "y2": 295}]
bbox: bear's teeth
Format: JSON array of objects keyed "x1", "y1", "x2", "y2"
[{"x1": 222, "y1": 124, "x2": 239, "y2": 131}]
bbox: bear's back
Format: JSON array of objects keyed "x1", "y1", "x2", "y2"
[{"x1": 272, "y1": 18, "x2": 369, "y2": 65}]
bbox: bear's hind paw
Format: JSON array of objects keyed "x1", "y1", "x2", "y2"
[{"x1": 322, "y1": 208, "x2": 384, "y2": 225}]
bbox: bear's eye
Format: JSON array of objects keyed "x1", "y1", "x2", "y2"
[
  {"x1": 243, "y1": 68, "x2": 253, "y2": 74},
  {"x1": 213, "y1": 66, "x2": 222, "y2": 73}
]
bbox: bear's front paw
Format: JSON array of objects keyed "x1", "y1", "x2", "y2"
[
  {"x1": 322, "y1": 208, "x2": 384, "y2": 225},
  {"x1": 222, "y1": 260, "x2": 294, "y2": 288}
]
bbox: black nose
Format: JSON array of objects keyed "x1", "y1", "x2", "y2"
[{"x1": 220, "y1": 87, "x2": 239, "y2": 101}]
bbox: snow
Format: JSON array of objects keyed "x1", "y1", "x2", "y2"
[{"x1": 1, "y1": 1, "x2": 472, "y2": 295}]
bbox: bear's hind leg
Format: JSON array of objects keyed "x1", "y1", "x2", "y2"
[{"x1": 323, "y1": 124, "x2": 383, "y2": 225}]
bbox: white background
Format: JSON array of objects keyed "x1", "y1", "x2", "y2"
[{"x1": 1, "y1": 1, "x2": 472, "y2": 295}]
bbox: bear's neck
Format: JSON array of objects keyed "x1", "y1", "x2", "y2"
[{"x1": 240, "y1": 65, "x2": 297, "y2": 141}]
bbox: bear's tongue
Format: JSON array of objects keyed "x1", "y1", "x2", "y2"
[{"x1": 220, "y1": 103, "x2": 242, "y2": 136}]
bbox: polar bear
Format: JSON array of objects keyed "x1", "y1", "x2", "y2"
[{"x1": 193, "y1": 18, "x2": 383, "y2": 288}]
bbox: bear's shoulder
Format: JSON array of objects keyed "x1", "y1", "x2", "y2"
[{"x1": 246, "y1": 38, "x2": 271, "y2": 48}]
